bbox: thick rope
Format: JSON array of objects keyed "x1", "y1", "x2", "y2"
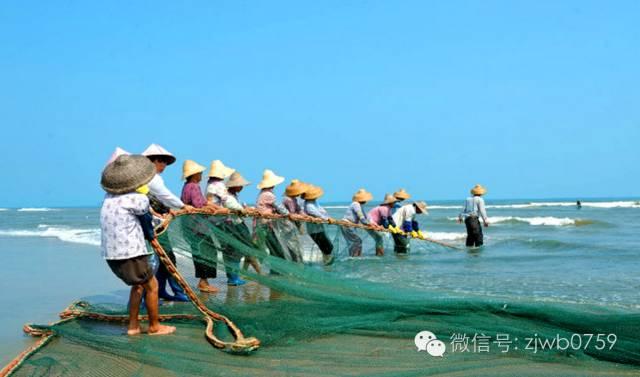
[
  {"x1": 150, "y1": 239, "x2": 260, "y2": 353},
  {"x1": 159, "y1": 207, "x2": 461, "y2": 250}
]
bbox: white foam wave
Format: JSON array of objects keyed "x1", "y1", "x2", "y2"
[
  {"x1": 428, "y1": 232, "x2": 467, "y2": 241},
  {"x1": 431, "y1": 201, "x2": 639, "y2": 210},
  {"x1": 324, "y1": 206, "x2": 349, "y2": 209},
  {"x1": 0, "y1": 208, "x2": 7, "y2": 211},
  {"x1": 449, "y1": 216, "x2": 578, "y2": 226},
  {"x1": 17, "y1": 208, "x2": 58, "y2": 212},
  {"x1": 0, "y1": 226, "x2": 100, "y2": 246}
]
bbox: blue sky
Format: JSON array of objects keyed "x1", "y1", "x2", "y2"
[{"x1": 0, "y1": 1, "x2": 638, "y2": 207}]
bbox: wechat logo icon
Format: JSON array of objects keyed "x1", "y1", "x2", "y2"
[{"x1": 415, "y1": 330, "x2": 446, "y2": 357}]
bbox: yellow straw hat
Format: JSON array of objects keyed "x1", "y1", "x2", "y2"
[
  {"x1": 393, "y1": 188, "x2": 411, "y2": 200},
  {"x1": 208, "y1": 160, "x2": 235, "y2": 179},
  {"x1": 226, "y1": 171, "x2": 250, "y2": 188},
  {"x1": 303, "y1": 185, "x2": 324, "y2": 200},
  {"x1": 471, "y1": 184, "x2": 487, "y2": 196},
  {"x1": 285, "y1": 179, "x2": 307, "y2": 197},
  {"x1": 182, "y1": 160, "x2": 206, "y2": 180},
  {"x1": 414, "y1": 201, "x2": 429, "y2": 214},
  {"x1": 381, "y1": 193, "x2": 398, "y2": 205},
  {"x1": 352, "y1": 188, "x2": 373, "y2": 202},
  {"x1": 257, "y1": 169, "x2": 285, "y2": 189}
]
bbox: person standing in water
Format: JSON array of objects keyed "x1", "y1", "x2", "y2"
[{"x1": 458, "y1": 184, "x2": 490, "y2": 247}]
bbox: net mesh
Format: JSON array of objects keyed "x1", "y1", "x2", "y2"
[{"x1": 6, "y1": 212, "x2": 640, "y2": 376}]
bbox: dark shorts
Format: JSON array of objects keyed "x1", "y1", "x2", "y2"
[{"x1": 107, "y1": 254, "x2": 153, "y2": 286}]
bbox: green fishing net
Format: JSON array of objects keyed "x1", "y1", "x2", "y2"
[{"x1": 8, "y1": 213, "x2": 640, "y2": 376}]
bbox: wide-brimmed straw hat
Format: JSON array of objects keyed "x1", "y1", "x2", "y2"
[
  {"x1": 381, "y1": 193, "x2": 398, "y2": 205},
  {"x1": 414, "y1": 201, "x2": 429, "y2": 214},
  {"x1": 226, "y1": 172, "x2": 250, "y2": 188},
  {"x1": 257, "y1": 169, "x2": 285, "y2": 189},
  {"x1": 303, "y1": 185, "x2": 324, "y2": 200},
  {"x1": 471, "y1": 184, "x2": 487, "y2": 196},
  {"x1": 182, "y1": 160, "x2": 206, "y2": 180},
  {"x1": 101, "y1": 155, "x2": 155, "y2": 195},
  {"x1": 142, "y1": 143, "x2": 176, "y2": 165},
  {"x1": 105, "y1": 147, "x2": 130, "y2": 166},
  {"x1": 208, "y1": 160, "x2": 235, "y2": 179},
  {"x1": 352, "y1": 188, "x2": 373, "y2": 203},
  {"x1": 285, "y1": 179, "x2": 307, "y2": 197},
  {"x1": 394, "y1": 188, "x2": 411, "y2": 200}
]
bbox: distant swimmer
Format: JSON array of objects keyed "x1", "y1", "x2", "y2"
[
  {"x1": 458, "y1": 184, "x2": 489, "y2": 247},
  {"x1": 576, "y1": 200, "x2": 582, "y2": 209}
]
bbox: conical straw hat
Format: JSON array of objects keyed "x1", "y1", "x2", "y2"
[
  {"x1": 414, "y1": 201, "x2": 429, "y2": 214},
  {"x1": 208, "y1": 160, "x2": 235, "y2": 179},
  {"x1": 352, "y1": 188, "x2": 373, "y2": 202},
  {"x1": 393, "y1": 188, "x2": 411, "y2": 200},
  {"x1": 285, "y1": 179, "x2": 307, "y2": 197},
  {"x1": 142, "y1": 143, "x2": 176, "y2": 165},
  {"x1": 182, "y1": 160, "x2": 206, "y2": 180},
  {"x1": 101, "y1": 155, "x2": 156, "y2": 195},
  {"x1": 226, "y1": 171, "x2": 250, "y2": 188},
  {"x1": 105, "y1": 147, "x2": 130, "y2": 166},
  {"x1": 303, "y1": 185, "x2": 324, "y2": 200},
  {"x1": 471, "y1": 184, "x2": 487, "y2": 196},
  {"x1": 381, "y1": 193, "x2": 398, "y2": 205},
  {"x1": 257, "y1": 169, "x2": 285, "y2": 189}
]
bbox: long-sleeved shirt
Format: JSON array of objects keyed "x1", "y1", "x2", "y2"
[
  {"x1": 392, "y1": 203, "x2": 420, "y2": 232},
  {"x1": 207, "y1": 180, "x2": 242, "y2": 210},
  {"x1": 148, "y1": 174, "x2": 184, "y2": 210},
  {"x1": 256, "y1": 189, "x2": 288, "y2": 215},
  {"x1": 367, "y1": 205, "x2": 395, "y2": 227},
  {"x1": 100, "y1": 193, "x2": 152, "y2": 260},
  {"x1": 343, "y1": 202, "x2": 369, "y2": 225},
  {"x1": 181, "y1": 182, "x2": 207, "y2": 208},
  {"x1": 283, "y1": 196, "x2": 303, "y2": 214},
  {"x1": 304, "y1": 200, "x2": 329, "y2": 234},
  {"x1": 459, "y1": 196, "x2": 488, "y2": 222}
]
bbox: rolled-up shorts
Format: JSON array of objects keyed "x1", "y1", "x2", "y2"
[{"x1": 107, "y1": 254, "x2": 154, "y2": 286}]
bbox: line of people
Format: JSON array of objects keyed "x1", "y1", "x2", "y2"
[{"x1": 102, "y1": 144, "x2": 432, "y2": 297}]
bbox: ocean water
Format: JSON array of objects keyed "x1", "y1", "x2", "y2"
[{"x1": 1, "y1": 199, "x2": 639, "y2": 308}]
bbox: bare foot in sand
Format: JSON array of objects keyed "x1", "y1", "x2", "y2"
[
  {"x1": 198, "y1": 282, "x2": 219, "y2": 293},
  {"x1": 148, "y1": 324, "x2": 176, "y2": 336},
  {"x1": 127, "y1": 327, "x2": 142, "y2": 336}
]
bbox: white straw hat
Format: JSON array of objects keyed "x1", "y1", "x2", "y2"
[
  {"x1": 208, "y1": 160, "x2": 235, "y2": 179},
  {"x1": 257, "y1": 169, "x2": 285, "y2": 189},
  {"x1": 142, "y1": 143, "x2": 176, "y2": 165}
]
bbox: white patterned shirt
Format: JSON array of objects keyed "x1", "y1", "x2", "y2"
[{"x1": 100, "y1": 193, "x2": 151, "y2": 260}]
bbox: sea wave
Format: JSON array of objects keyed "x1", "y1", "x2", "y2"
[
  {"x1": 17, "y1": 208, "x2": 59, "y2": 212},
  {"x1": 0, "y1": 225, "x2": 100, "y2": 246},
  {"x1": 449, "y1": 216, "x2": 590, "y2": 226},
  {"x1": 324, "y1": 206, "x2": 349, "y2": 209},
  {"x1": 430, "y1": 200, "x2": 640, "y2": 210},
  {"x1": 427, "y1": 231, "x2": 467, "y2": 241}
]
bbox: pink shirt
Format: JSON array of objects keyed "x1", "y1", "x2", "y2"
[
  {"x1": 181, "y1": 182, "x2": 207, "y2": 208},
  {"x1": 367, "y1": 205, "x2": 392, "y2": 225}
]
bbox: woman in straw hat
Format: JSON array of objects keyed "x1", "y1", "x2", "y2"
[
  {"x1": 279, "y1": 179, "x2": 308, "y2": 263},
  {"x1": 366, "y1": 193, "x2": 399, "y2": 256},
  {"x1": 457, "y1": 184, "x2": 489, "y2": 247},
  {"x1": 100, "y1": 154, "x2": 176, "y2": 336},
  {"x1": 391, "y1": 201, "x2": 429, "y2": 254},
  {"x1": 142, "y1": 143, "x2": 189, "y2": 302},
  {"x1": 205, "y1": 160, "x2": 236, "y2": 207},
  {"x1": 303, "y1": 185, "x2": 335, "y2": 265},
  {"x1": 392, "y1": 188, "x2": 411, "y2": 214},
  {"x1": 340, "y1": 189, "x2": 375, "y2": 257},
  {"x1": 226, "y1": 172, "x2": 262, "y2": 274},
  {"x1": 255, "y1": 169, "x2": 290, "y2": 267},
  {"x1": 180, "y1": 160, "x2": 220, "y2": 293}
]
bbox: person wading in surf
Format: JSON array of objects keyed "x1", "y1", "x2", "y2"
[{"x1": 458, "y1": 184, "x2": 490, "y2": 247}]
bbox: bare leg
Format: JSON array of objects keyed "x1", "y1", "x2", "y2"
[
  {"x1": 143, "y1": 277, "x2": 176, "y2": 335},
  {"x1": 127, "y1": 285, "x2": 144, "y2": 335}
]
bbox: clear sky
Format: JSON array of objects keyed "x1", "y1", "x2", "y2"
[{"x1": 0, "y1": 1, "x2": 638, "y2": 207}]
